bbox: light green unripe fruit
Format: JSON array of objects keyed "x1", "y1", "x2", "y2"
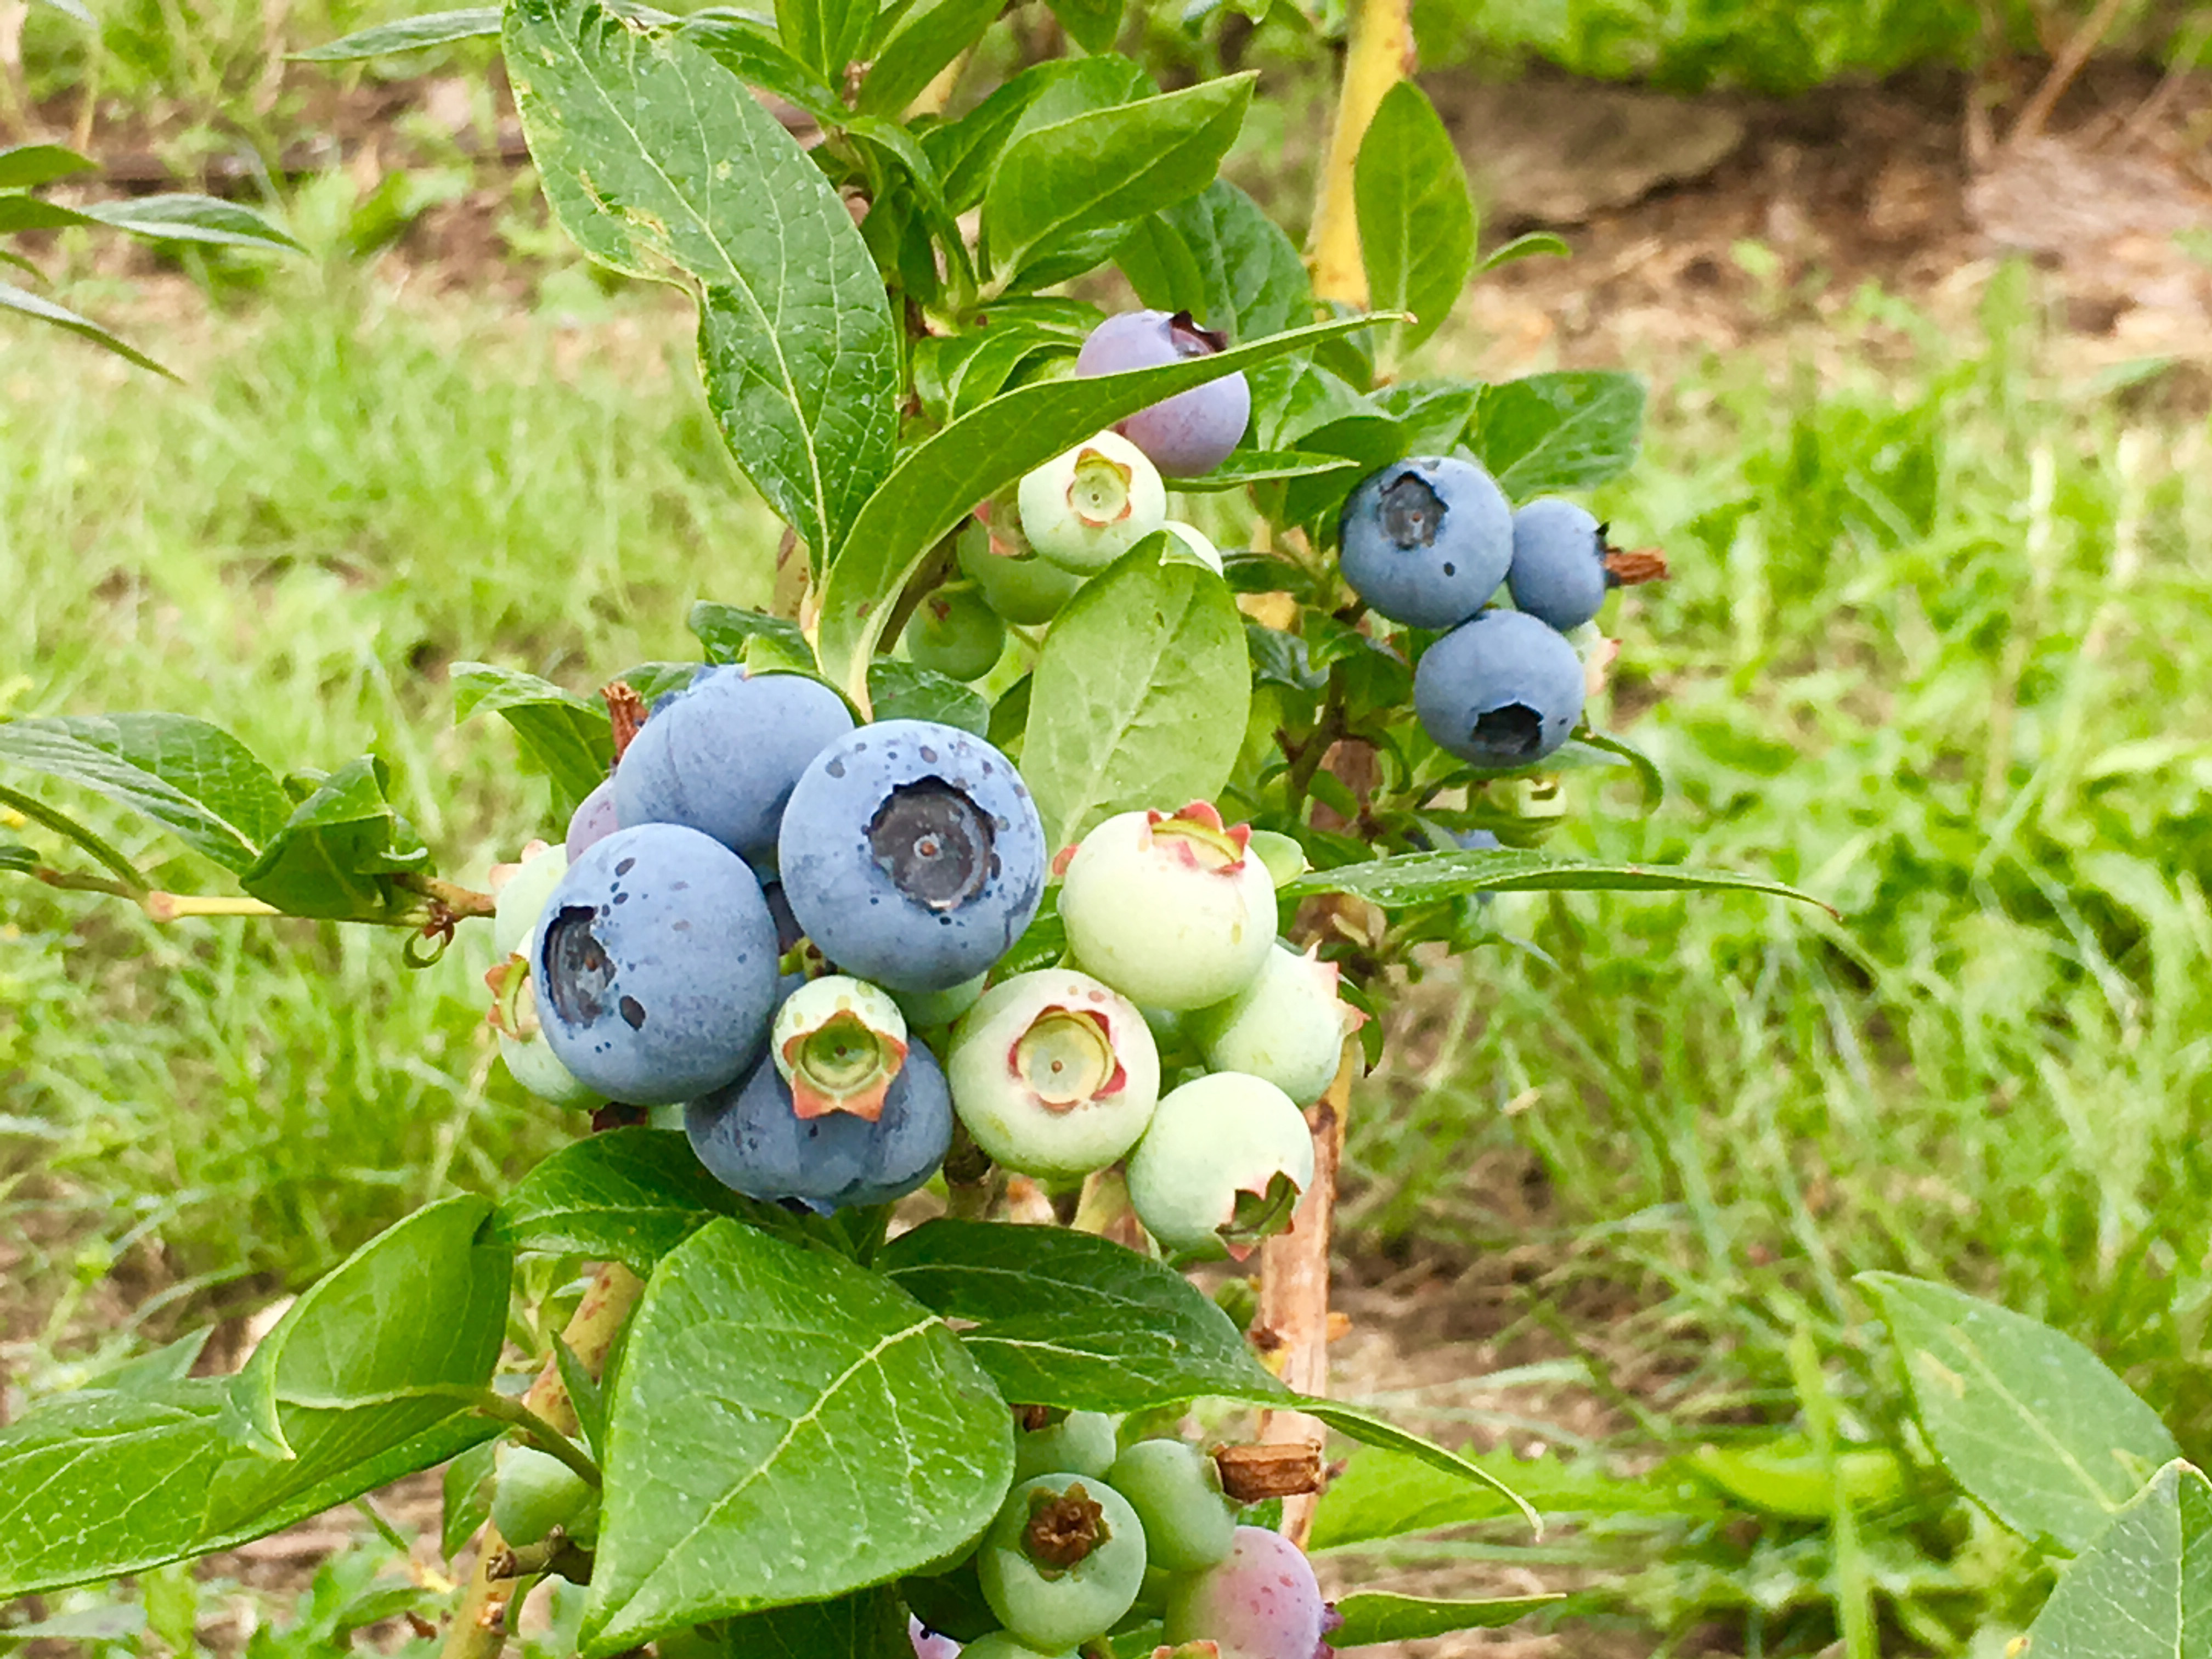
[
  {"x1": 1058, "y1": 805, "x2": 1275, "y2": 1011},
  {"x1": 1188, "y1": 944, "x2": 1361, "y2": 1105},
  {"x1": 950, "y1": 971, "x2": 1160, "y2": 1182},
  {"x1": 910, "y1": 582, "x2": 1008, "y2": 681},
  {"x1": 1012, "y1": 1409, "x2": 1121, "y2": 1484},
  {"x1": 977, "y1": 1474, "x2": 1149, "y2": 1652},
  {"x1": 491, "y1": 1444, "x2": 594, "y2": 1547},
  {"x1": 492, "y1": 843, "x2": 568, "y2": 958},
  {"x1": 1017, "y1": 431, "x2": 1167, "y2": 574},
  {"x1": 957, "y1": 515, "x2": 1086, "y2": 627},
  {"x1": 1127, "y1": 1073, "x2": 1314, "y2": 1259},
  {"x1": 1107, "y1": 1439, "x2": 1235, "y2": 1572}
]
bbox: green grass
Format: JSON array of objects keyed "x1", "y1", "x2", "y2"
[{"x1": 0, "y1": 260, "x2": 781, "y2": 1361}]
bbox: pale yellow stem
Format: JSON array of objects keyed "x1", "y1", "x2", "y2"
[{"x1": 1306, "y1": 0, "x2": 1415, "y2": 307}]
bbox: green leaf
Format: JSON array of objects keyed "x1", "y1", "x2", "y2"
[
  {"x1": 1137, "y1": 178, "x2": 1309, "y2": 342},
  {"x1": 853, "y1": 0, "x2": 1004, "y2": 117},
  {"x1": 1296, "y1": 1402, "x2": 1537, "y2": 1531},
  {"x1": 1860, "y1": 1272, "x2": 2180, "y2": 1554},
  {"x1": 0, "y1": 1202, "x2": 506, "y2": 1597},
  {"x1": 507, "y1": 0, "x2": 900, "y2": 563},
  {"x1": 452, "y1": 662, "x2": 612, "y2": 817},
  {"x1": 817, "y1": 312, "x2": 1387, "y2": 703},
  {"x1": 677, "y1": 16, "x2": 842, "y2": 115},
  {"x1": 0, "y1": 841, "x2": 37, "y2": 873},
  {"x1": 1310, "y1": 1443, "x2": 1723, "y2": 1551},
  {"x1": 2022, "y1": 1459, "x2": 2212, "y2": 1659},
  {"x1": 877, "y1": 1218, "x2": 1282, "y2": 1409},
  {"x1": 1170, "y1": 449, "x2": 1361, "y2": 492},
  {"x1": 690, "y1": 601, "x2": 810, "y2": 665},
  {"x1": 241, "y1": 755, "x2": 431, "y2": 919},
  {"x1": 442, "y1": 1439, "x2": 498, "y2": 1561},
  {"x1": 0, "y1": 151, "x2": 94, "y2": 194},
  {"x1": 922, "y1": 57, "x2": 1153, "y2": 211},
  {"x1": 0, "y1": 196, "x2": 101, "y2": 234},
  {"x1": 294, "y1": 8, "x2": 503, "y2": 59},
  {"x1": 776, "y1": 0, "x2": 873, "y2": 81},
  {"x1": 0, "y1": 713, "x2": 291, "y2": 873},
  {"x1": 582, "y1": 1219, "x2": 1013, "y2": 1652},
  {"x1": 1369, "y1": 377, "x2": 1482, "y2": 453},
  {"x1": 29, "y1": 0, "x2": 94, "y2": 22},
  {"x1": 867, "y1": 661, "x2": 989, "y2": 735},
  {"x1": 1020, "y1": 539, "x2": 1249, "y2": 850},
  {"x1": 981, "y1": 77, "x2": 1254, "y2": 289},
  {"x1": 1043, "y1": 0, "x2": 1120, "y2": 52},
  {"x1": 0, "y1": 279, "x2": 175, "y2": 377},
  {"x1": 79, "y1": 194, "x2": 304, "y2": 252},
  {"x1": 1353, "y1": 80, "x2": 1475, "y2": 354},
  {"x1": 1278, "y1": 845, "x2": 1831, "y2": 913},
  {"x1": 1470, "y1": 370, "x2": 1645, "y2": 500},
  {"x1": 704, "y1": 1588, "x2": 911, "y2": 1657},
  {"x1": 1480, "y1": 229, "x2": 1570, "y2": 272},
  {"x1": 1327, "y1": 1593, "x2": 1560, "y2": 1646},
  {"x1": 496, "y1": 1127, "x2": 786, "y2": 1273}
]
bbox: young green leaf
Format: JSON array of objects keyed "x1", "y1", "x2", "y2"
[
  {"x1": 0, "y1": 196, "x2": 101, "y2": 234},
  {"x1": 1480, "y1": 229, "x2": 1571, "y2": 272},
  {"x1": 2019, "y1": 1459, "x2": 2212, "y2": 1658},
  {"x1": 1277, "y1": 845, "x2": 1832, "y2": 912},
  {"x1": 0, "y1": 713, "x2": 292, "y2": 873},
  {"x1": 676, "y1": 16, "x2": 842, "y2": 116},
  {"x1": 1470, "y1": 370, "x2": 1646, "y2": 500},
  {"x1": 1310, "y1": 1443, "x2": 1725, "y2": 1551},
  {"x1": 981, "y1": 77, "x2": 1256, "y2": 289},
  {"x1": 241, "y1": 757, "x2": 431, "y2": 918},
  {"x1": 850, "y1": 0, "x2": 1002, "y2": 116},
  {"x1": 1044, "y1": 0, "x2": 1122, "y2": 52},
  {"x1": 1129, "y1": 178, "x2": 1311, "y2": 343},
  {"x1": 452, "y1": 662, "x2": 612, "y2": 816},
  {"x1": 923, "y1": 55, "x2": 1154, "y2": 211},
  {"x1": 0, "y1": 143, "x2": 95, "y2": 189},
  {"x1": 496, "y1": 1127, "x2": 803, "y2": 1272},
  {"x1": 293, "y1": 8, "x2": 503, "y2": 60},
  {"x1": 1021, "y1": 539, "x2": 1250, "y2": 850},
  {"x1": 78, "y1": 195, "x2": 305, "y2": 252},
  {"x1": 0, "y1": 280, "x2": 176, "y2": 377},
  {"x1": 1860, "y1": 1272, "x2": 2180, "y2": 1554},
  {"x1": 1170, "y1": 449, "x2": 1362, "y2": 492},
  {"x1": 815, "y1": 311, "x2": 1391, "y2": 703},
  {"x1": 877, "y1": 1217, "x2": 1283, "y2": 1409},
  {"x1": 1353, "y1": 80, "x2": 1475, "y2": 354},
  {"x1": 506, "y1": 0, "x2": 900, "y2": 565},
  {"x1": 775, "y1": 0, "x2": 874, "y2": 84},
  {"x1": 582, "y1": 1219, "x2": 1013, "y2": 1653},
  {"x1": 441, "y1": 1439, "x2": 499, "y2": 1561},
  {"x1": 1325, "y1": 1593, "x2": 1561, "y2": 1646}
]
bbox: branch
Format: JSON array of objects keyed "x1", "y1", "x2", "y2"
[
  {"x1": 1306, "y1": 0, "x2": 1414, "y2": 306},
  {"x1": 441, "y1": 1264, "x2": 644, "y2": 1659}
]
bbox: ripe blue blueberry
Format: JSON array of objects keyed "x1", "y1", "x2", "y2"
[
  {"x1": 685, "y1": 1037, "x2": 953, "y2": 1214},
  {"x1": 1105, "y1": 1440, "x2": 1234, "y2": 1572},
  {"x1": 948, "y1": 970, "x2": 1160, "y2": 1182},
  {"x1": 1126, "y1": 1073, "x2": 1314, "y2": 1259},
  {"x1": 614, "y1": 666, "x2": 855, "y2": 872},
  {"x1": 530, "y1": 823, "x2": 779, "y2": 1104},
  {"x1": 1076, "y1": 311, "x2": 1250, "y2": 477},
  {"x1": 1013, "y1": 1409, "x2": 1121, "y2": 1485},
  {"x1": 1162, "y1": 1526, "x2": 1330, "y2": 1659},
  {"x1": 1058, "y1": 804, "x2": 1276, "y2": 1011},
  {"x1": 1507, "y1": 498, "x2": 1611, "y2": 631},
  {"x1": 777, "y1": 720, "x2": 1046, "y2": 994},
  {"x1": 1338, "y1": 456, "x2": 1512, "y2": 630},
  {"x1": 910, "y1": 582, "x2": 1008, "y2": 681},
  {"x1": 1412, "y1": 608, "x2": 1585, "y2": 769},
  {"x1": 1017, "y1": 432, "x2": 1167, "y2": 574},
  {"x1": 566, "y1": 779, "x2": 619, "y2": 862},
  {"x1": 977, "y1": 1475, "x2": 1149, "y2": 1651}
]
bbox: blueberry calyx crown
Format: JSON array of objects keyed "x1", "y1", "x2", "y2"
[
  {"x1": 1022, "y1": 1482, "x2": 1110, "y2": 1573},
  {"x1": 1165, "y1": 309, "x2": 1228, "y2": 358},
  {"x1": 1379, "y1": 470, "x2": 1445, "y2": 549},
  {"x1": 1147, "y1": 801, "x2": 1251, "y2": 872},
  {"x1": 1222, "y1": 1170, "x2": 1304, "y2": 1260},
  {"x1": 1470, "y1": 701, "x2": 1547, "y2": 760},
  {"x1": 541, "y1": 905, "x2": 615, "y2": 1025},
  {"x1": 1011, "y1": 1006, "x2": 1126, "y2": 1111},
  {"x1": 868, "y1": 778, "x2": 995, "y2": 911}
]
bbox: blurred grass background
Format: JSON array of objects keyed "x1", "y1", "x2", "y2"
[{"x1": 8, "y1": 0, "x2": 2212, "y2": 1648}]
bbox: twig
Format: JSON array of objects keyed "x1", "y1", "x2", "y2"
[
  {"x1": 441, "y1": 1265, "x2": 644, "y2": 1659},
  {"x1": 464, "y1": 1391, "x2": 603, "y2": 1489},
  {"x1": 392, "y1": 873, "x2": 497, "y2": 920},
  {"x1": 1254, "y1": 1039, "x2": 1359, "y2": 1547},
  {"x1": 1306, "y1": 0, "x2": 1415, "y2": 305},
  {"x1": 2008, "y1": 0, "x2": 2131, "y2": 149}
]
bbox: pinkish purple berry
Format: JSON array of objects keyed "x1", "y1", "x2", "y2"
[
  {"x1": 1075, "y1": 311, "x2": 1249, "y2": 478},
  {"x1": 1162, "y1": 1526, "x2": 1327, "y2": 1659}
]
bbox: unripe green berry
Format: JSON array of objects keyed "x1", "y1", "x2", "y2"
[{"x1": 1107, "y1": 1440, "x2": 1235, "y2": 1572}]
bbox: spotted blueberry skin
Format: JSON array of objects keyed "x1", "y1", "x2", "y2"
[
  {"x1": 1337, "y1": 456, "x2": 1513, "y2": 630},
  {"x1": 1076, "y1": 310, "x2": 1251, "y2": 477},
  {"x1": 529, "y1": 823, "x2": 780, "y2": 1104},
  {"x1": 685, "y1": 1038, "x2": 953, "y2": 1213},
  {"x1": 1163, "y1": 1526, "x2": 1328, "y2": 1659},
  {"x1": 1412, "y1": 608, "x2": 1585, "y2": 769},
  {"x1": 614, "y1": 666, "x2": 855, "y2": 870},
  {"x1": 777, "y1": 720, "x2": 1046, "y2": 993},
  {"x1": 1508, "y1": 498, "x2": 1609, "y2": 631}
]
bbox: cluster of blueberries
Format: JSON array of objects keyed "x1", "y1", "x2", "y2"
[
  {"x1": 487, "y1": 670, "x2": 1357, "y2": 1252},
  {"x1": 904, "y1": 1408, "x2": 1338, "y2": 1659}
]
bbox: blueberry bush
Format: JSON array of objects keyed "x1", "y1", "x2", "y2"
[{"x1": 0, "y1": 1, "x2": 1841, "y2": 1652}]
